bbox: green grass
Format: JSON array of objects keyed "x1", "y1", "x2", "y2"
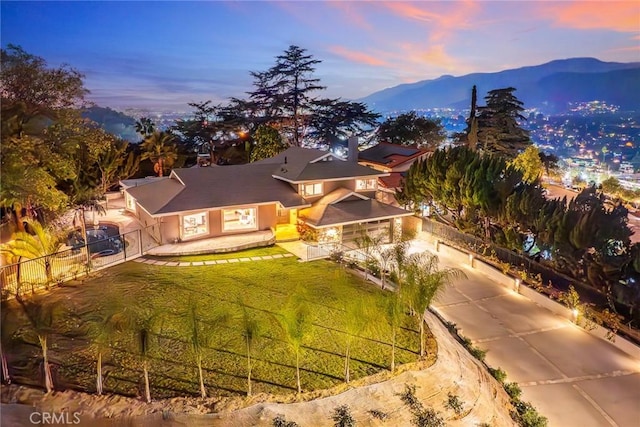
[
  {"x1": 4, "y1": 256, "x2": 432, "y2": 400},
  {"x1": 144, "y1": 245, "x2": 290, "y2": 262}
]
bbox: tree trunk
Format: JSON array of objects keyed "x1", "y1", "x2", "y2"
[
  {"x1": 246, "y1": 336, "x2": 252, "y2": 397},
  {"x1": 344, "y1": 343, "x2": 351, "y2": 383},
  {"x1": 13, "y1": 203, "x2": 25, "y2": 233},
  {"x1": 96, "y1": 352, "x2": 103, "y2": 395},
  {"x1": 391, "y1": 329, "x2": 396, "y2": 373},
  {"x1": 1, "y1": 344, "x2": 11, "y2": 384},
  {"x1": 197, "y1": 357, "x2": 206, "y2": 398},
  {"x1": 419, "y1": 318, "x2": 425, "y2": 358},
  {"x1": 39, "y1": 335, "x2": 53, "y2": 393},
  {"x1": 143, "y1": 361, "x2": 151, "y2": 402},
  {"x1": 295, "y1": 350, "x2": 301, "y2": 394}
]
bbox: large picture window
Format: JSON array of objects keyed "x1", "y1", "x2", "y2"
[
  {"x1": 182, "y1": 212, "x2": 208, "y2": 238},
  {"x1": 356, "y1": 178, "x2": 377, "y2": 191},
  {"x1": 302, "y1": 182, "x2": 323, "y2": 197},
  {"x1": 223, "y1": 208, "x2": 257, "y2": 232}
]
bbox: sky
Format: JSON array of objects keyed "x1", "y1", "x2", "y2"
[{"x1": 2, "y1": 1, "x2": 639, "y2": 111}]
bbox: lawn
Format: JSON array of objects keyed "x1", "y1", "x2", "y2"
[
  {"x1": 3, "y1": 255, "x2": 434, "y2": 400},
  {"x1": 144, "y1": 245, "x2": 291, "y2": 262}
]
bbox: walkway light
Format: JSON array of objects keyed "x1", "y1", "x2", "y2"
[{"x1": 514, "y1": 278, "x2": 521, "y2": 293}]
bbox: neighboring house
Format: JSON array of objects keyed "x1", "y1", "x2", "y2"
[
  {"x1": 122, "y1": 143, "x2": 413, "y2": 248},
  {"x1": 358, "y1": 142, "x2": 431, "y2": 206}
]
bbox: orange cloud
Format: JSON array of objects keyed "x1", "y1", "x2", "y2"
[
  {"x1": 539, "y1": 1, "x2": 640, "y2": 32},
  {"x1": 381, "y1": 0, "x2": 482, "y2": 43},
  {"x1": 325, "y1": 2, "x2": 374, "y2": 31},
  {"x1": 328, "y1": 46, "x2": 390, "y2": 67}
]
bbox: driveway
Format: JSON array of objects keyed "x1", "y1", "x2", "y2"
[{"x1": 409, "y1": 239, "x2": 640, "y2": 427}]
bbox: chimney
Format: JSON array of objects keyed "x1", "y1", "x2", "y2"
[{"x1": 347, "y1": 136, "x2": 359, "y2": 163}]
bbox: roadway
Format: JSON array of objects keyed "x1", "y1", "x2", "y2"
[{"x1": 409, "y1": 238, "x2": 640, "y2": 427}]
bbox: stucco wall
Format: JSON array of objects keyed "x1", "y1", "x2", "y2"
[
  {"x1": 160, "y1": 215, "x2": 180, "y2": 244},
  {"x1": 258, "y1": 204, "x2": 276, "y2": 230}
]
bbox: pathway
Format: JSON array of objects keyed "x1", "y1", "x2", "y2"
[
  {"x1": 410, "y1": 238, "x2": 640, "y2": 427},
  {"x1": 133, "y1": 253, "x2": 295, "y2": 267}
]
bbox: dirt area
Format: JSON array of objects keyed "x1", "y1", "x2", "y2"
[{"x1": 1, "y1": 312, "x2": 515, "y2": 426}]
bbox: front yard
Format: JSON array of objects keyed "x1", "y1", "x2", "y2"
[{"x1": 3, "y1": 252, "x2": 432, "y2": 400}]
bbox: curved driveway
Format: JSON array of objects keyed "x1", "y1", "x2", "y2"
[{"x1": 409, "y1": 238, "x2": 640, "y2": 427}]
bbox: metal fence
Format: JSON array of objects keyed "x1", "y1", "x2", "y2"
[{"x1": 0, "y1": 228, "x2": 150, "y2": 299}]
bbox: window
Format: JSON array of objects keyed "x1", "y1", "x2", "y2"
[
  {"x1": 302, "y1": 182, "x2": 323, "y2": 197},
  {"x1": 125, "y1": 193, "x2": 136, "y2": 212},
  {"x1": 222, "y1": 208, "x2": 257, "y2": 232},
  {"x1": 182, "y1": 212, "x2": 208, "y2": 238},
  {"x1": 356, "y1": 178, "x2": 377, "y2": 191}
]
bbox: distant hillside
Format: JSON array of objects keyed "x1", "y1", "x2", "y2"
[
  {"x1": 359, "y1": 58, "x2": 640, "y2": 113},
  {"x1": 82, "y1": 106, "x2": 140, "y2": 142}
]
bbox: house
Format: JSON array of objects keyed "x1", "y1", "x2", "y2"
[
  {"x1": 358, "y1": 142, "x2": 431, "y2": 206},
  {"x1": 122, "y1": 140, "x2": 414, "y2": 249}
]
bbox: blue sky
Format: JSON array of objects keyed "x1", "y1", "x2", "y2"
[{"x1": 2, "y1": 1, "x2": 639, "y2": 110}]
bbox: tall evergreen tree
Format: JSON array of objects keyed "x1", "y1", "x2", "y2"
[
  {"x1": 466, "y1": 85, "x2": 479, "y2": 150},
  {"x1": 477, "y1": 87, "x2": 531, "y2": 158}
]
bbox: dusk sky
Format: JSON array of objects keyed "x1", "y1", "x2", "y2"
[{"x1": 2, "y1": 1, "x2": 639, "y2": 111}]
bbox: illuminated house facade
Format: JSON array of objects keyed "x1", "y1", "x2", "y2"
[{"x1": 122, "y1": 145, "x2": 413, "y2": 247}]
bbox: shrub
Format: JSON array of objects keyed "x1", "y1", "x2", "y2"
[
  {"x1": 511, "y1": 401, "x2": 548, "y2": 427},
  {"x1": 367, "y1": 409, "x2": 389, "y2": 421},
  {"x1": 488, "y1": 367, "x2": 507, "y2": 384},
  {"x1": 503, "y1": 382, "x2": 522, "y2": 401},
  {"x1": 332, "y1": 405, "x2": 356, "y2": 427},
  {"x1": 296, "y1": 221, "x2": 318, "y2": 242},
  {"x1": 272, "y1": 414, "x2": 299, "y2": 427},
  {"x1": 445, "y1": 392, "x2": 464, "y2": 416},
  {"x1": 412, "y1": 407, "x2": 445, "y2": 427},
  {"x1": 397, "y1": 384, "x2": 422, "y2": 412}
]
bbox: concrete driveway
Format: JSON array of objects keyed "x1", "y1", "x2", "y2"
[{"x1": 409, "y1": 239, "x2": 640, "y2": 427}]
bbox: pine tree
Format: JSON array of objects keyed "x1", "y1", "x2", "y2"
[{"x1": 477, "y1": 87, "x2": 531, "y2": 158}]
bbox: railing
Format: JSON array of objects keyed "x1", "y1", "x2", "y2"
[
  {"x1": 421, "y1": 218, "x2": 636, "y2": 323},
  {"x1": 0, "y1": 228, "x2": 155, "y2": 299}
]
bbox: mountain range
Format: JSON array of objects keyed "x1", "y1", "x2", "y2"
[{"x1": 359, "y1": 58, "x2": 640, "y2": 114}]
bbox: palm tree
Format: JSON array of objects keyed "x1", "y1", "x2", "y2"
[
  {"x1": 390, "y1": 240, "x2": 410, "y2": 289},
  {"x1": 377, "y1": 245, "x2": 395, "y2": 290},
  {"x1": 355, "y1": 227, "x2": 384, "y2": 281},
  {"x1": 239, "y1": 302, "x2": 261, "y2": 396},
  {"x1": 385, "y1": 292, "x2": 403, "y2": 372},
  {"x1": 140, "y1": 131, "x2": 178, "y2": 177},
  {"x1": 180, "y1": 298, "x2": 229, "y2": 398},
  {"x1": 0, "y1": 219, "x2": 62, "y2": 290},
  {"x1": 342, "y1": 298, "x2": 371, "y2": 383},
  {"x1": 83, "y1": 297, "x2": 129, "y2": 395},
  {"x1": 16, "y1": 296, "x2": 61, "y2": 393},
  {"x1": 403, "y1": 252, "x2": 465, "y2": 357},
  {"x1": 135, "y1": 117, "x2": 155, "y2": 138},
  {"x1": 276, "y1": 298, "x2": 312, "y2": 394},
  {"x1": 130, "y1": 306, "x2": 163, "y2": 403}
]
